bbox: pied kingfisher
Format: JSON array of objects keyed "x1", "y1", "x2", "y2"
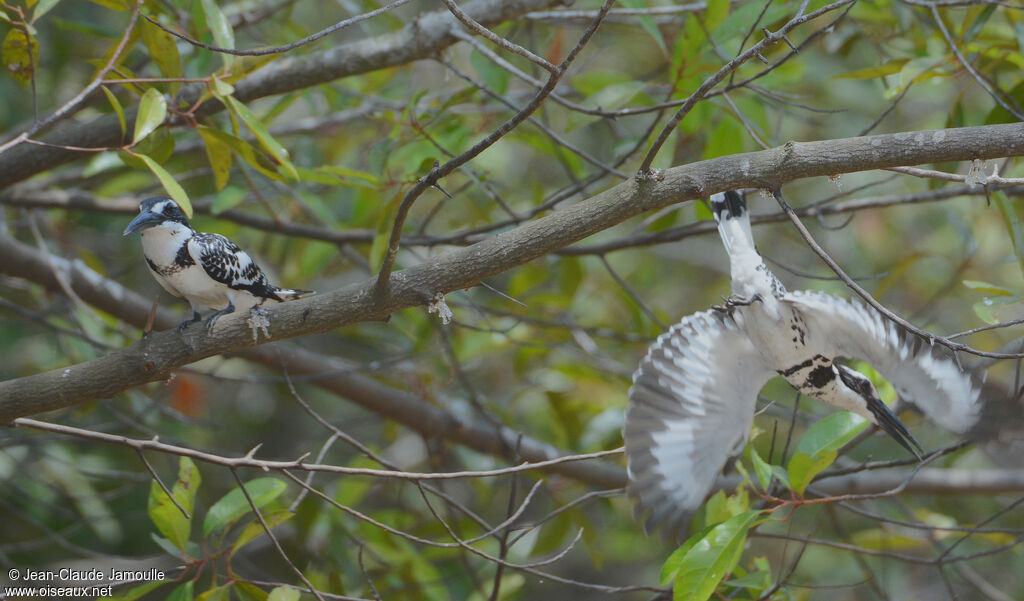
[
  {"x1": 624, "y1": 190, "x2": 983, "y2": 539},
  {"x1": 124, "y1": 197, "x2": 313, "y2": 332}
]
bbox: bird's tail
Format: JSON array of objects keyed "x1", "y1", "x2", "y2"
[
  {"x1": 710, "y1": 190, "x2": 756, "y2": 257},
  {"x1": 272, "y1": 287, "x2": 315, "y2": 302}
]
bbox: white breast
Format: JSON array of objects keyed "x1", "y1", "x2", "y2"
[{"x1": 140, "y1": 224, "x2": 231, "y2": 311}]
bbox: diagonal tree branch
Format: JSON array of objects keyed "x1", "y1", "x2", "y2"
[
  {"x1": 1, "y1": 122, "x2": 1023, "y2": 421},
  {"x1": 0, "y1": 234, "x2": 627, "y2": 488}
]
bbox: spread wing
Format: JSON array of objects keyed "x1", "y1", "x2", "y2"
[
  {"x1": 785, "y1": 290, "x2": 984, "y2": 433},
  {"x1": 188, "y1": 233, "x2": 282, "y2": 300},
  {"x1": 625, "y1": 310, "x2": 775, "y2": 540}
]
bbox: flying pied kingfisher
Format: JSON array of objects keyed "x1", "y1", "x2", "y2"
[
  {"x1": 624, "y1": 190, "x2": 983, "y2": 539},
  {"x1": 124, "y1": 197, "x2": 313, "y2": 332}
]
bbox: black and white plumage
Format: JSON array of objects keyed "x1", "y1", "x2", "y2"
[
  {"x1": 624, "y1": 190, "x2": 983, "y2": 539},
  {"x1": 123, "y1": 197, "x2": 313, "y2": 331}
]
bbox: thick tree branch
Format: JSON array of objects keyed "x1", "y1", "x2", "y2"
[
  {"x1": 0, "y1": 234, "x2": 626, "y2": 488},
  {"x1": 1, "y1": 122, "x2": 1023, "y2": 420},
  {"x1": 0, "y1": 0, "x2": 564, "y2": 189}
]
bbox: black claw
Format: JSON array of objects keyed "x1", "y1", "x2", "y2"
[
  {"x1": 204, "y1": 303, "x2": 235, "y2": 332},
  {"x1": 177, "y1": 311, "x2": 202, "y2": 334}
]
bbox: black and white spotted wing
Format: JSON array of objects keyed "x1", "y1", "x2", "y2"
[
  {"x1": 188, "y1": 233, "x2": 283, "y2": 301},
  {"x1": 784, "y1": 290, "x2": 983, "y2": 433},
  {"x1": 625, "y1": 310, "x2": 776, "y2": 540}
]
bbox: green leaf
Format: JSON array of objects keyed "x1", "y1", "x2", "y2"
[
  {"x1": 98, "y1": 579, "x2": 169, "y2": 601},
  {"x1": 166, "y1": 582, "x2": 195, "y2": 601},
  {"x1": 33, "y1": 0, "x2": 62, "y2": 20},
  {"x1": 135, "y1": 153, "x2": 193, "y2": 218},
  {"x1": 196, "y1": 584, "x2": 231, "y2": 601},
  {"x1": 750, "y1": 449, "x2": 773, "y2": 491},
  {"x1": 267, "y1": 587, "x2": 300, "y2": 601},
  {"x1": 962, "y1": 279, "x2": 1015, "y2": 297},
  {"x1": 3, "y1": 28, "x2": 39, "y2": 86},
  {"x1": 972, "y1": 299, "x2": 998, "y2": 325},
  {"x1": 133, "y1": 88, "x2": 167, "y2": 144},
  {"x1": 225, "y1": 96, "x2": 298, "y2": 180},
  {"x1": 369, "y1": 191, "x2": 400, "y2": 273},
  {"x1": 101, "y1": 85, "x2": 126, "y2": 139},
  {"x1": 231, "y1": 510, "x2": 294, "y2": 555},
  {"x1": 470, "y1": 48, "x2": 510, "y2": 95},
  {"x1": 233, "y1": 582, "x2": 270, "y2": 601},
  {"x1": 786, "y1": 451, "x2": 836, "y2": 495},
  {"x1": 147, "y1": 481, "x2": 190, "y2": 551},
  {"x1": 994, "y1": 191, "x2": 1024, "y2": 277},
  {"x1": 851, "y1": 527, "x2": 928, "y2": 551},
  {"x1": 211, "y1": 186, "x2": 246, "y2": 215},
  {"x1": 86, "y1": 0, "x2": 129, "y2": 9},
  {"x1": 660, "y1": 527, "x2": 709, "y2": 586},
  {"x1": 202, "y1": 477, "x2": 287, "y2": 537},
  {"x1": 199, "y1": 0, "x2": 235, "y2": 69},
  {"x1": 196, "y1": 126, "x2": 286, "y2": 182},
  {"x1": 673, "y1": 511, "x2": 764, "y2": 601},
  {"x1": 793, "y1": 412, "x2": 868, "y2": 458},
  {"x1": 834, "y1": 59, "x2": 908, "y2": 80},
  {"x1": 198, "y1": 125, "x2": 233, "y2": 190},
  {"x1": 141, "y1": 20, "x2": 183, "y2": 93},
  {"x1": 964, "y1": 4, "x2": 996, "y2": 43},
  {"x1": 620, "y1": 0, "x2": 667, "y2": 55},
  {"x1": 209, "y1": 73, "x2": 235, "y2": 98},
  {"x1": 175, "y1": 456, "x2": 201, "y2": 514},
  {"x1": 702, "y1": 0, "x2": 730, "y2": 32},
  {"x1": 583, "y1": 81, "x2": 647, "y2": 112}
]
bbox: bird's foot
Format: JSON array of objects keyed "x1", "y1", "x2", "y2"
[
  {"x1": 177, "y1": 311, "x2": 202, "y2": 334},
  {"x1": 204, "y1": 303, "x2": 235, "y2": 332},
  {"x1": 712, "y1": 294, "x2": 763, "y2": 314}
]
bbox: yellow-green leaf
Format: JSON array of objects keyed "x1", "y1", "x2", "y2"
[
  {"x1": 267, "y1": 586, "x2": 300, "y2": 601},
  {"x1": 33, "y1": 0, "x2": 62, "y2": 20},
  {"x1": 786, "y1": 451, "x2": 835, "y2": 495},
  {"x1": 133, "y1": 88, "x2": 167, "y2": 144},
  {"x1": 102, "y1": 85, "x2": 127, "y2": 139},
  {"x1": 203, "y1": 477, "x2": 287, "y2": 537},
  {"x1": 196, "y1": 584, "x2": 231, "y2": 601},
  {"x1": 835, "y1": 59, "x2": 909, "y2": 80},
  {"x1": 230, "y1": 510, "x2": 294, "y2": 555},
  {"x1": 200, "y1": 0, "x2": 235, "y2": 69},
  {"x1": 962, "y1": 279, "x2": 1015, "y2": 297},
  {"x1": 3, "y1": 28, "x2": 39, "y2": 86},
  {"x1": 673, "y1": 511, "x2": 765, "y2": 601},
  {"x1": 225, "y1": 96, "x2": 298, "y2": 180},
  {"x1": 750, "y1": 449, "x2": 773, "y2": 491},
  {"x1": 141, "y1": 20, "x2": 183, "y2": 93},
  {"x1": 135, "y1": 153, "x2": 193, "y2": 218},
  {"x1": 198, "y1": 125, "x2": 233, "y2": 190}
]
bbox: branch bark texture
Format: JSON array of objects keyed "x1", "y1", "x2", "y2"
[{"x1": 1, "y1": 123, "x2": 1023, "y2": 420}]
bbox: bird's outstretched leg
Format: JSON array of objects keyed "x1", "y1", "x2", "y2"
[
  {"x1": 204, "y1": 302, "x2": 235, "y2": 332},
  {"x1": 177, "y1": 311, "x2": 202, "y2": 333},
  {"x1": 712, "y1": 293, "x2": 763, "y2": 314}
]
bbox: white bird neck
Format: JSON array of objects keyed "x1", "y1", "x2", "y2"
[
  {"x1": 813, "y1": 372, "x2": 875, "y2": 424},
  {"x1": 140, "y1": 222, "x2": 194, "y2": 264}
]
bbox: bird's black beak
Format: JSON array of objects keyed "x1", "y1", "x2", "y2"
[
  {"x1": 123, "y1": 211, "x2": 162, "y2": 236},
  {"x1": 868, "y1": 396, "x2": 924, "y2": 460}
]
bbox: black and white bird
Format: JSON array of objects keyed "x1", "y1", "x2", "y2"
[
  {"x1": 624, "y1": 190, "x2": 983, "y2": 539},
  {"x1": 123, "y1": 197, "x2": 313, "y2": 332}
]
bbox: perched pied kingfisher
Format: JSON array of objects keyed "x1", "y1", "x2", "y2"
[
  {"x1": 624, "y1": 190, "x2": 983, "y2": 539},
  {"x1": 123, "y1": 197, "x2": 313, "y2": 332}
]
